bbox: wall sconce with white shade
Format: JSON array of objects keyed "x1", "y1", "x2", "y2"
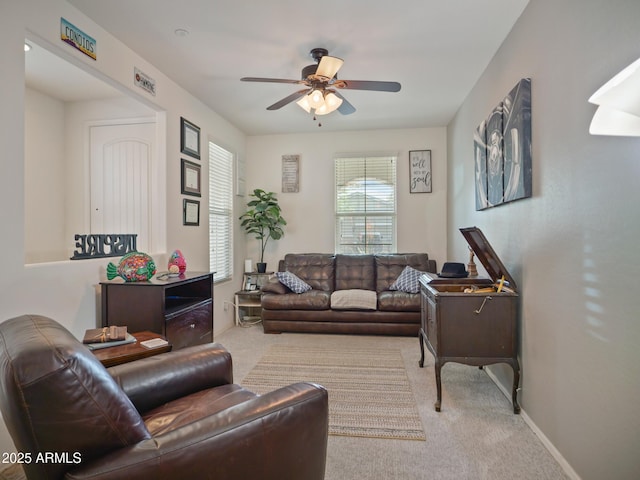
[{"x1": 588, "y1": 57, "x2": 640, "y2": 136}]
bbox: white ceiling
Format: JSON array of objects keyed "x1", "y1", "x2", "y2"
[{"x1": 64, "y1": 0, "x2": 529, "y2": 135}]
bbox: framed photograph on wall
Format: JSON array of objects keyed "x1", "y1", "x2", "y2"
[
  {"x1": 180, "y1": 117, "x2": 201, "y2": 159},
  {"x1": 409, "y1": 150, "x2": 432, "y2": 193},
  {"x1": 181, "y1": 158, "x2": 201, "y2": 196},
  {"x1": 183, "y1": 198, "x2": 200, "y2": 226}
]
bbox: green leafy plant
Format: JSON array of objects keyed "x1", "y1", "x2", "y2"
[{"x1": 239, "y1": 189, "x2": 287, "y2": 265}]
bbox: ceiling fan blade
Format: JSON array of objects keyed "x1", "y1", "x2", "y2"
[
  {"x1": 266, "y1": 89, "x2": 310, "y2": 110},
  {"x1": 315, "y1": 55, "x2": 344, "y2": 80},
  {"x1": 334, "y1": 79, "x2": 401, "y2": 92},
  {"x1": 334, "y1": 91, "x2": 356, "y2": 115},
  {"x1": 241, "y1": 77, "x2": 306, "y2": 85}
]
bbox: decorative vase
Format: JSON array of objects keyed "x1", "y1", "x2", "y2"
[{"x1": 256, "y1": 262, "x2": 267, "y2": 273}]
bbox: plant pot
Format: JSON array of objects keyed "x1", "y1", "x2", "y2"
[{"x1": 256, "y1": 262, "x2": 267, "y2": 273}]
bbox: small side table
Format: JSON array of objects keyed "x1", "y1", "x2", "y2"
[
  {"x1": 92, "y1": 331, "x2": 172, "y2": 367},
  {"x1": 234, "y1": 271, "x2": 273, "y2": 326},
  {"x1": 241, "y1": 271, "x2": 273, "y2": 290},
  {"x1": 234, "y1": 290, "x2": 263, "y2": 326}
]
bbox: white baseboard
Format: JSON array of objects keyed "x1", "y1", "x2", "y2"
[{"x1": 484, "y1": 366, "x2": 582, "y2": 480}]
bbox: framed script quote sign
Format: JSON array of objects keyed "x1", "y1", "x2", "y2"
[
  {"x1": 282, "y1": 154, "x2": 300, "y2": 193},
  {"x1": 409, "y1": 150, "x2": 432, "y2": 193}
]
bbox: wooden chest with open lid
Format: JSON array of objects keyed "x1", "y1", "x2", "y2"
[{"x1": 418, "y1": 226, "x2": 520, "y2": 413}]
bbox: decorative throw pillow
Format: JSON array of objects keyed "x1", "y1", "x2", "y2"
[
  {"x1": 389, "y1": 266, "x2": 424, "y2": 294},
  {"x1": 331, "y1": 289, "x2": 377, "y2": 310},
  {"x1": 275, "y1": 271, "x2": 312, "y2": 294}
]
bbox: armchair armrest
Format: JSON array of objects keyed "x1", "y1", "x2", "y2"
[
  {"x1": 66, "y1": 382, "x2": 329, "y2": 480},
  {"x1": 108, "y1": 343, "x2": 233, "y2": 413}
]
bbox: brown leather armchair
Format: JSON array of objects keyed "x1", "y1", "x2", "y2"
[{"x1": 0, "y1": 315, "x2": 328, "y2": 479}]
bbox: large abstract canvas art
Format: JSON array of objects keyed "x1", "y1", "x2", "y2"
[{"x1": 475, "y1": 78, "x2": 532, "y2": 210}]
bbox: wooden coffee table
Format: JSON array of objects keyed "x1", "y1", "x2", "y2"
[{"x1": 92, "y1": 331, "x2": 171, "y2": 367}]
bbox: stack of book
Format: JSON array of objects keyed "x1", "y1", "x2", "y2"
[{"x1": 82, "y1": 326, "x2": 136, "y2": 350}]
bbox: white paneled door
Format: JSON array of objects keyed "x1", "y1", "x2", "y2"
[{"x1": 90, "y1": 121, "x2": 155, "y2": 253}]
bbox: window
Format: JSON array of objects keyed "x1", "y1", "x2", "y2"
[
  {"x1": 209, "y1": 142, "x2": 234, "y2": 283},
  {"x1": 335, "y1": 154, "x2": 397, "y2": 254}
]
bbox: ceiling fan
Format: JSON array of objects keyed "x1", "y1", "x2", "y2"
[{"x1": 241, "y1": 48, "x2": 401, "y2": 117}]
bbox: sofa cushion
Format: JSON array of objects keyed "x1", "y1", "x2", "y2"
[
  {"x1": 375, "y1": 254, "x2": 431, "y2": 292},
  {"x1": 389, "y1": 265, "x2": 424, "y2": 294},
  {"x1": 283, "y1": 254, "x2": 335, "y2": 292},
  {"x1": 275, "y1": 271, "x2": 312, "y2": 294},
  {"x1": 330, "y1": 289, "x2": 377, "y2": 310},
  {"x1": 378, "y1": 290, "x2": 421, "y2": 312},
  {"x1": 262, "y1": 290, "x2": 331, "y2": 310},
  {"x1": 335, "y1": 255, "x2": 375, "y2": 291}
]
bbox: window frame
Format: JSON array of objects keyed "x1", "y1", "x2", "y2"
[
  {"x1": 208, "y1": 141, "x2": 234, "y2": 284},
  {"x1": 334, "y1": 153, "x2": 397, "y2": 255}
]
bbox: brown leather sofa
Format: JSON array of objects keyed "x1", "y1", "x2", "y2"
[
  {"x1": 261, "y1": 253, "x2": 436, "y2": 336},
  {"x1": 0, "y1": 315, "x2": 328, "y2": 480}
]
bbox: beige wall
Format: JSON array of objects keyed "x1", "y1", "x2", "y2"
[
  {"x1": 244, "y1": 128, "x2": 448, "y2": 269},
  {"x1": 447, "y1": 1, "x2": 640, "y2": 479},
  {"x1": 0, "y1": 1, "x2": 247, "y2": 457},
  {"x1": 3, "y1": 0, "x2": 639, "y2": 477},
  {"x1": 25, "y1": 88, "x2": 158, "y2": 263},
  {"x1": 24, "y1": 88, "x2": 66, "y2": 263}
]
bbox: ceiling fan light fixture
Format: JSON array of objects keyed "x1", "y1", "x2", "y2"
[
  {"x1": 315, "y1": 91, "x2": 343, "y2": 115},
  {"x1": 296, "y1": 95, "x2": 311, "y2": 113},
  {"x1": 242, "y1": 47, "x2": 400, "y2": 118},
  {"x1": 307, "y1": 89, "x2": 325, "y2": 109}
]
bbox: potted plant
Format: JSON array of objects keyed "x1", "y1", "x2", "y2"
[{"x1": 239, "y1": 189, "x2": 287, "y2": 273}]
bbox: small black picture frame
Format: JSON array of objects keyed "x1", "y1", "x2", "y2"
[
  {"x1": 181, "y1": 158, "x2": 201, "y2": 197},
  {"x1": 183, "y1": 198, "x2": 200, "y2": 226},
  {"x1": 180, "y1": 117, "x2": 201, "y2": 159}
]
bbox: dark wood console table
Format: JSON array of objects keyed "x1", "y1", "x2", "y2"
[{"x1": 100, "y1": 272, "x2": 213, "y2": 350}]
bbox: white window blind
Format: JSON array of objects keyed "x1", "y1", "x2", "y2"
[
  {"x1": 335, "y1": 154, "x2": 397, "y2": 254},
  {"x1": 209, "y1": 142, "x2": 233, "y2": 283}
]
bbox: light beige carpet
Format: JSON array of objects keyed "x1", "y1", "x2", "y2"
[{"x1": 241, "y1": 344, "x2": 426, "y2": 441}]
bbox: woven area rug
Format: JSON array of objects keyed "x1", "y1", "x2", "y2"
[{"x1": 241, "y1": 345, "x2": 426, "y2": 441}]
